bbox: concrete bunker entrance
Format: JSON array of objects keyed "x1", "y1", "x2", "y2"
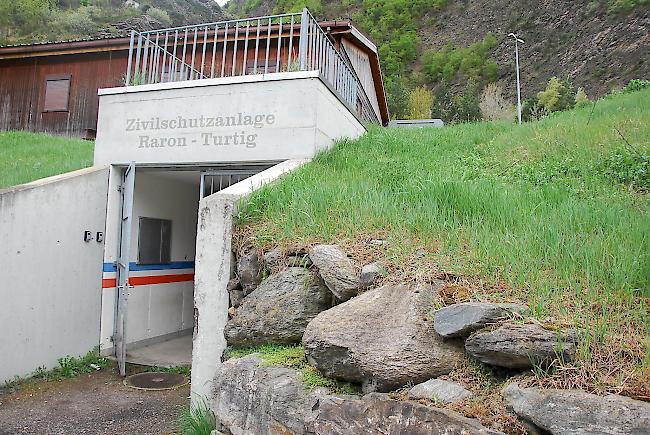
[{"x1": 104, "y1": 164, "x2": 270, "y2": 369}]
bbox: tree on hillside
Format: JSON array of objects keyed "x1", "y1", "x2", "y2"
[
  {"x1": 480, "y1": 83, "x2": 515, "y2": 122},
  {"x1": 408, "y1": 86, "x2": 434, "y2": 119},
  {"x1": 537, "y1": 77, "x2": 576, "y2": 113}
]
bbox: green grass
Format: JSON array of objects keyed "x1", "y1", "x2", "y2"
[
  {"x1": 176, "y1": 398, "x2": 216, "y2": 435},
  {"x1": 0, "y1": 131, "x2": 94, "y2": 189},
  {"x1": 3, "y1": 347, "x2": 112, "y2": 392},
  {"x1": 237, "y1": 89, "x2": 650, "y2": 393},
  {"x1": 228, "y1": 344, "x2": 360, "y2": 395}
]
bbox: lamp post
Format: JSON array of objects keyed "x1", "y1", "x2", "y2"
[{"x1": 508, "y1": 33, "x2": 524, "y2": 125}]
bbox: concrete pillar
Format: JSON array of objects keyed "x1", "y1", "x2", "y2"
[{"x1": 191, "y1": 159, "x2": 308, "y2": 402}]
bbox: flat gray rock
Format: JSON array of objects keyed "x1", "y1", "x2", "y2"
[
  {"x1": 465, "y1": 323, "x2": 578, "y2": 369},
  {"x1": 224, "y1": 268, "x2": 332, "y2": 347},
  {"x1": 314, "y1": 393, "x2": 503, "y2": 434},
  {"x1": 262, "y1": 247, "x2": 282, "y2": 270},
  {"x1": 237, "y1": 249, "x2": 263, "y2": 295},
  {"x1": 303, "y1": 282, "x2": 464, "y2": 392},
  {"x1": 503, "y1": 383, "x2": 650, "y2": 434},
  {"x1": 212, "y1": 355, "x2": 502, "y2": 435},
  {"x1": 434, "y1": 302, "x2": 528, "y2": 337},
  {"x1": 309, "y1": 244, "x2": 359, "y2": 301},
  {"x1": 359, "y1": 261, "x2": 385, "y2": 289},
  {"x1": 408, "y1": 379, "x2": 474, "y2": 404}
]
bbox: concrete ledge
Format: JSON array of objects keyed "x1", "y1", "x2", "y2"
[
  {"x1": 98, "y1": 71, "x2": 320, "y2": 96},
  {"x1": 0, "y1": 165, "x2": 109, "y2": 196}
]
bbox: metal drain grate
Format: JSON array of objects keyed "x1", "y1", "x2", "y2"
[{"x1": 124, "y1": 372, "x2": 188, "y2": 391}]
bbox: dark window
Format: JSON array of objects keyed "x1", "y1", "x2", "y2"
[
  {"x1": 43, "y1": 75, "x2": 71, "y2": 112},
  {"x1": 137, "y1": 217, "x2": 172, "y2": 265}
]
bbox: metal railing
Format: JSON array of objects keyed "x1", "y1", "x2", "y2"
[{"x1": 125, "y1": 9, "x2": 380, "y2": 124}]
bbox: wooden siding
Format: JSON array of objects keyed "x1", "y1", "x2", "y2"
[
  {"x1": 0, "y1": 51, "x2": 128, "y2": 137},
  {"x1": 341, "y1": 39, "x2": 381, "y2": 122}
]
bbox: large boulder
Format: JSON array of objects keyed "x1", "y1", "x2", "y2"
[
  {"x1": 224, "y1": 268, "x2": 333, "y2": 347},
  {"x1": 434, "y1": 302, "x2": 528, "y2": 338},
  {"x1": 465, "y1": 323, "x2": 578, "y2": 369},
  {"x1": 314, "y1": 393, "x2": 502, "y2": 434},
  {"x1": 408, "y1": 379, "x2": 474, "y2": 404},
  {"x1": 503, "y1": 383, "x2": 650, "y2": 434},
  {"x1": 212, "y1": 355, "x2": 324, "y2": 434},
  {"x1": 308, "y1": 244, "x2": 359, "y2": 301},
  {"x1": 302, "y1": 283, "x2": 464, "y2": 392},
  {"x1": 237, "y1": 249, "x2": 263, "y2": 295},
  {"x1": 212, "y1": 355, "x2": 502, "y2": 435}
]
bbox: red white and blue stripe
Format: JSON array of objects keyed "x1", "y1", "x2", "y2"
[{"x1": 102, "y1": 261, "x2": 195, "y2": 289}]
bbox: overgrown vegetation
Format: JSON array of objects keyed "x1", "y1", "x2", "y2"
[
  {"x1": 607, "y1": 0, "x2": 650, "y2": 13},
  {"x1": 0, "y1": 0, "x2": 224, "y2": 44},
  {"x1": 228, "y1": 344, "x2": 360, "y2": 395},
  {"x1": 176, "y1": 398, "x2": 216, "y2": 435},
  {"x1": 236, "y1": 88, "x2": 650, "y2": 398},
  {"x1": 3, "y1": 347, "x2": 112, "y2": 392},
  {"x1": 0, "y1": 131, "x2": 94, "y2": 189}
]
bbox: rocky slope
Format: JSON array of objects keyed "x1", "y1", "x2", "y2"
[
  {"x1": 219, "y1": 242, "x2": 650, "y2": 434},
  {"x1": 226, "y1": 0, "x2": 650, "y2": 109}
]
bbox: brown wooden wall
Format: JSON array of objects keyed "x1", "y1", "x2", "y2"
[{"x1": 0, "y1": 51, "x2": 128, "y2": 138}]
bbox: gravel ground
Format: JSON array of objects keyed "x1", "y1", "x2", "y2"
[{"x1": 0, "y1": 367, "x2": 189, "y2": 435}]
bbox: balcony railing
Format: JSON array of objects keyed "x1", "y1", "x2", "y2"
[{"x1": 125, "y1": 9, "x2": 380, "y2": 124}]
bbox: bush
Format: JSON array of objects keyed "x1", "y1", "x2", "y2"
[
  {"x1": 48, "y1": 7, "x2": 97, "y2": 37},
  {"x1": 423, "y1": 33, "x2": 498, "y2": 84},
  {"x1": 385, "y1": 76, "x2": 411, "y2": 119},
  {"x1": 595, "y1": 148, "x2": 650, "y2": 190},
  {"x1": 146, "y1": 7, "x2": 173, "y2": 27},
  {"x1": 575, "y1": 87, "x2": 590, "y2": 107},
  {"x1": 521, "y1": 98, "x2": 548, "y2": 122},
  {"x1": 408, "y1": 86, "x2": 434, "y2": 119},
  {"x1": 537, "y1": 76, "x2": 576, "y2": 113},
  {"x1": 479, "y1": 83, "x2": 515, "y2": 122},
  {"x1": 453, "y1": 79, "x2": 482, "y2": 122},
  {"x1": 622, "y1": 79, "x2": 650, "y2": 93}
]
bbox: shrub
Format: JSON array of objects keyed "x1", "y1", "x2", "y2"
[
  {"x1": 623, "y1": 79, "x2": 650, "y2": 93},
  {"x1": 386, "y1": 75, "x2": 411, "y2": 119},
  {"x1": 575, "y1": 87, "x2": 590, "y2": 107},
  {"x1": 147, "y1": 7, "x2": 173, "y2": 27},
  {"x1": 595, "y1": 148, "x2": 650, "y2": 190},
  {"x1": 521, "y1": 98, "x2": 548, "y2": 122},
  {"x1": 408, "y1": 86, "x2": 434, "y2": 119},
  {"x1": 479, "y1": 83, "x2": 515, "y2": 122},
  {"x1": 48, "y1": 7, "x2": 97, "y2": 37},
  {"x1": 453, "y1": 79, "x2": 482, "y2": 122},
  {"x1": 537, "y1": 76, "x2": 576, "y2": 113},
  {"x1": 423, "y1": 34, "x2": 498, "y2": 84}
]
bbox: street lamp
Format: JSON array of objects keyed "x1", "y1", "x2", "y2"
[{"x1": 508, "y1": 33, "x2": 524, "y2": 125}]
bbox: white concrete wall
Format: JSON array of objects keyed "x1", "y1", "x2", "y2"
[
  {"x1": 0, "y1": 167, "x2": 109, "y2": 383},
  {"x1": 192, "y1": 160, "x2": 308, "y2": 401},
  {"x1": 100, "y1": 170, "x2": 199, "y2": 353},
  {"x1": 94, "y1": 72, "x2": 366, "y2": 167}
]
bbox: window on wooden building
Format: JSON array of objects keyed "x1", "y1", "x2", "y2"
[{"x1": 43, "y1": 75, "x2": 71, "y2": 112}]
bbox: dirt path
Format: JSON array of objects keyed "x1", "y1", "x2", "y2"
[{"x1": 0, "y1": 367, "x2": 189, "y2": 435}]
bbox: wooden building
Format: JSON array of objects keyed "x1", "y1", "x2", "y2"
[{"x1": 0, "y1": 18, "x2": 388, "y2": 138}]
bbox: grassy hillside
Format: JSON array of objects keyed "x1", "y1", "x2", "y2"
[
  {"x1": 0, "y1": 131, "x2": 94, "y2": 189},
  {"x1": 237, "y1": 88, "x2": 650, "y2": 397}
]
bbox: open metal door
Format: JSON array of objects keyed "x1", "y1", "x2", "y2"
[{"x1": 115, "y1": 163, "x2": 136, "y2": 376}]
